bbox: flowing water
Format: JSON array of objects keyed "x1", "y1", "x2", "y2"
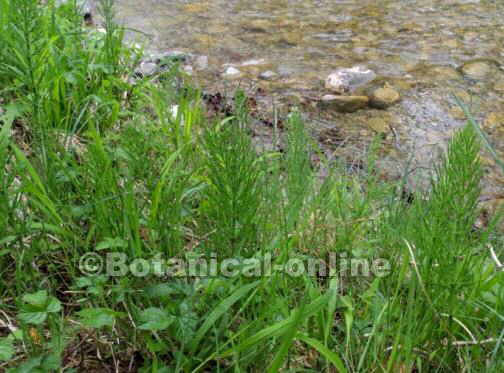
[{"x1": 112, "y1": 0, "x2": 503, "y2": 202}]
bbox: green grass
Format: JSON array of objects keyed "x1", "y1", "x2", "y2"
[{"x1": 0, "y1": 1, "x2": 503, "y2": 372}]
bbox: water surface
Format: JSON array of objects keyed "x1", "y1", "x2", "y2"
[{"x1": 114, "y1": 0, "x2": 504, "y2": 199}]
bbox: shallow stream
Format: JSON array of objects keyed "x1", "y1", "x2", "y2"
[{"x1": 113, "y1": 0, "x2": 503, "y2": 204}]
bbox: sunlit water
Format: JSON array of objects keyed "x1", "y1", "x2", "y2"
[{"x1": 113, "y1": 0, "x2": 503, "y2": 197}]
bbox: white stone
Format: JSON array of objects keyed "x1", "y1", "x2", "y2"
[
  {"x1": 222, "y1": 66, "x2": 242, "y2": 78},
  {"x1": 259, "y1": 70, "x2": 278, "y2": 80},
  {"x1": 241, "y1": 58, "x2": 267, "y2": 66},
  {"x1": 325, "y1": 66, "x2": 376, "y2": 94},
  {"x1": 195, "y1": 55, "x2": 209, "y2": 70}
]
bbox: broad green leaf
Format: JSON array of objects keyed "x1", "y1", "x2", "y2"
[
  {"x1": 77, "y1": 308, "x2": 120, "y2": 329},
  {"x1": 18, "y1": 291, "x2": 61, "y2": 325},
  {"x1": 138, "y1": 308, "x2": 175, "y2": 331},
  {"x1": 18, "y1": 307, "x2": 48, "y2": 325},
  {"x1": 22, "y1": 291, "x2": 49, "y2": 307}
]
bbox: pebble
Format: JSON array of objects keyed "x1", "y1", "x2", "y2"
[
  {"x1": 367, "y1": 117, "x2": 389, "y2": 133},
  {"x1": 183, "y1": 65, "x2": 194, "y2": 75},
  {"x1": 325, "y1": 66, "x2": 376, "y2": 94},
  {"x1": 222, "y1": 66, "x2": 242, "y2": 79},
  {"x1": 318, "y1": 94, "x2": 369, "y2": 113},
  {"x1": 137, "y1": 61, "x2": 158, "y2": 77},
  {"x1": 195, "y1": 55, "x2": 209, "y2": 70},
  {"x1": 259, "y1": 70, "x2": 278, "y2": 81},
  {"x1": 450, "y1": 107, "x2": 467, "y2": 120},
  {"x1": 369, "y1": 87, "x2": 401, "y2": 109},
  {"x1": 483, "y1": 112, "x2": 503, "y2": 130},
  {"x1": 460, "y1": 61, "x2": 492, "y2": 80},
  {"x1": 241, "y1": 59, "x2": 267, "y2": 66},
  {"x1": 494, "y1": 80, "x2": 504, "y2": 92}
]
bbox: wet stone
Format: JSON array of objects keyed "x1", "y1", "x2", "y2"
[
  {"x1": 460, "y1": 61, "x2": 492, "y2": 80},
  {"x1": 195, "y1": 55, "x2": 209, "y2": 70},
  {"x1": 367, "y1": 117, "x2": 390, "y2": 133},
  {"x1": 483, "y1": 112, "x2": 504, "y2": 131},
  {"x1": 222, "y1": 66, "x2": 242, "y2": 79},
  {"x1": 319, "y1": 95, "x2": 369, "y2": 113},
  {"x1": 369, "y1": 87, "x2": 401, "y2": 109},
  {"x1": 259, "y1": 70, "x2": 278, "y2": 81},
  {"x1": 494, "y1": 80, "x2": 504, "y2": 92},
  {"x1": 450, "y1": 107, "x2": 466, "y2": 120},
  {"x1": 136, "y1": 61, "x2": 158, "y2": 77},
  {"x1": 325, "y1": 67, "x2": 376, "y2": 94}
]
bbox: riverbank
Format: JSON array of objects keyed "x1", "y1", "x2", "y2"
[{"x1": 0, "y1": 1, "x2": 503, "y2": 372}]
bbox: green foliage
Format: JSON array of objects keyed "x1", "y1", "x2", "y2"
[
  {"x1": 18, "y1": 291, "x2": 61, "y2": 325},
  {"x1": 0, "y1": 0, "x2": 502, "y2": 372}
]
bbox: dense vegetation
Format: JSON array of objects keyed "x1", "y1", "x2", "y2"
[{"x1": 0, "y1": 1, "x2": 502, "y2": 372}]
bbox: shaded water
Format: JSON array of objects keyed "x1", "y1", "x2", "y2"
[{"x1": 114, "y1": 0, "x2": 503, "y2": 200}]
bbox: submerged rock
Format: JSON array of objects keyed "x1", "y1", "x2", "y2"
[
  {"x1": 367, "y1": 117, "x2": 389, "y2": 133},
  {"x1": 460, "y1": 61, "x2": 492, "y2": 80},
  {"x1": 195, "y1": 55, "x2": 209, "y2": 70},
  {"x1": 183, "y1": 65, "x2": 194, "y2": 75},
  {"x1": 494, "y1": 80, "x2": 504, "y2": 92},
  {"x1": 241, "y1": 59, "x2": 267, "y2": 67},
  {"x1": 136, "y1": 61, "x2": 158, "y2": 77},
  {"x1": 483, "y1": 112, "x2": 504, "y2": 131},
  {"x1": 325, "y1": 67, "x2": 376, "y2": 94},
  {"x1": 369, "y1": 87, "x2": 400, "y2": 109},
  {"x1": 259, "y1": 70, "x2": 278, "y2": 81},
  {"x1": 319, "y1": 94, "x2": 369, "y2": 113},
  {"x1": 154, "y1": 50, "x2": 191, "y2": 65},
  {"x1": 222, "y1": 66, "x2": 242, "y2": 79},
  {"x1": 450, "y1": 106, "x2": 467, "y2": 120}
]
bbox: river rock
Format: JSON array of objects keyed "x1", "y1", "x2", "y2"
[
  {"x1": 155, "y1": 50, "x2": 190, "y2": 64},
  {"x1": 222, "y1": 66, "x2": 242, "y2": 79},
  {"x1": 319, "y1": 94, "x2": 369, "y2": 113},
  {"x1": 195, "y1": 55, "x2": 209, "y2": 70},
  {"x1": 244, "y1": 19, "x2": 270, "y2": 33},
  {"x1": 460, "y1": 61, "x2": 492, "y2": 80},
  {"x1": 367, "y1": 117, "x2": 389, "y2": 133},
  {"x1": 136, "y1": 61, "x2": 158, "y2": 77},
  {"x1": 325, "y1": 66, "x2": 376, "y2": 94},
  {"x1": 483, "y1": 112, "x2": 504, "y2": 130},
  {"x1": 369, "y1": 87, "x2": 400, "y2": 109},
  {"x1": 450, "y1": 107, "x2": 466, "y2": 120},
  {"x1": 494, "y1": 80, "x2": 504, "y2": 92},
  {"x1": 259, "y1": 70, "x2": 278, "y2": 80},
  {"x1": 183, "y1": 65, "x2": 194, "y2": 75},
  {"x1": 241, "y1": 59, "x2": 267, "y2": 67}
]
